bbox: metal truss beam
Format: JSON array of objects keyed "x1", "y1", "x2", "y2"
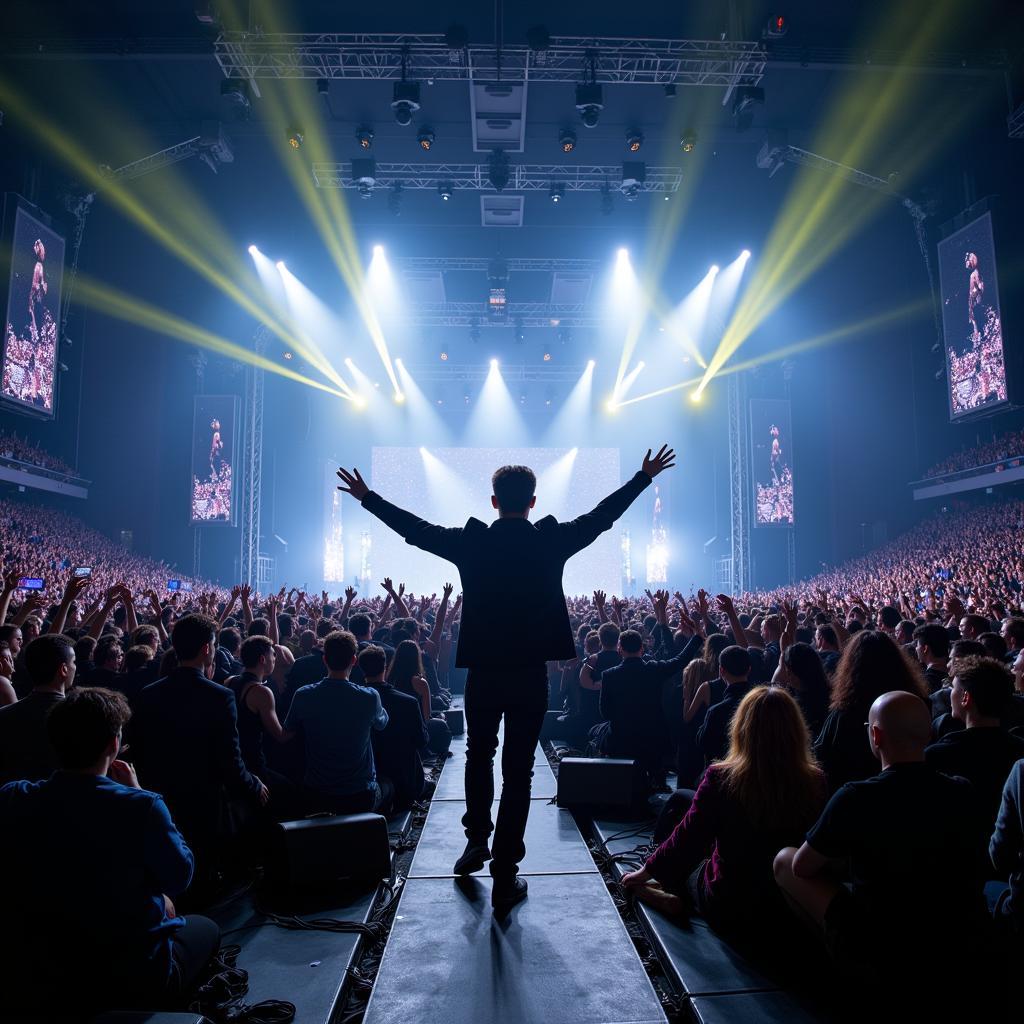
[
  {"x1": 314, "y1": 162, "x2": 682, "y2": 193},
  {"x1": 214, "y1": 33, "x2": 766, "y2": 86},
  {"x1": 401, "y1": 363, "x2": 588, "y2": 383},
  {"x1": 1010, "y1": 100, "x2": 1024, "y2": 139},
  {"x1": 394, "y1": 257, "x2": 601, "y2": 272},
  {"x1": 727, "y1": 371, "x2": 750, "y2": 596},
  {"x1": 407, "y1": 302, "x2": 600, "y2": 327},
  {"x1": 239, "y1": 326, "x2": 266, "y2": 589}
]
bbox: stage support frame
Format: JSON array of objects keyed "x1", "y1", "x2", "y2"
[
  {"x1": 727, "y1": 371, "x2": 750, "y2": 595},
  {"x1": 239, "y1": 326, "x2": 267, "y2": 589}
]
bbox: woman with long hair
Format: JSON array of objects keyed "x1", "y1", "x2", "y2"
[
  {"x1": 388, "y1": 638, "x2": 451, "y2": 755},
  {"x1": 623, "y1": 686, "x2": 826, "y2": 932},
  {"x1": 773, "y1": 641, "x2": 831, "y2": 737},
  {"x1": 813, "y1": 629, "x2": 929, "y2": 792}
]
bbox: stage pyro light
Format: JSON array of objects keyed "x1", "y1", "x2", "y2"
[
  {"x1": 680, "y1": 130, "x2": 698, "y2": 153},
  {"x1": 356, "y1": 125, "x2": 374, "y2": 149},
  {"x1": 417, "y1": 127, "x2": 435, "y2": 151},
  {"x1": 626, "y1": 129, "x2": 644, "y2": 152},
  {"x1": 287, "y1": 127, "x2": 304, "y2": 149},
  {"x1": 559, "y1": 128, "x2": 577, "y2": 153}
]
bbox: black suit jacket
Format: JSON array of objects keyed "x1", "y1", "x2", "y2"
[
  {"x1": 362, "y1": 471, "x2": 651, "y2": 668},
  {"x1": 697, "y1": 681, "x2": 756, "y2": 766},
  {"x1": 130, "y1": 667, "x2": 261, "y2": 854}
]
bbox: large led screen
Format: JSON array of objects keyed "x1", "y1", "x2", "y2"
[
  {"x1": 750, "y1": 398, "x2": 795, "y2": 527},
  {"x1": 190, "y1": 395, "x2": 238, "y2": 525}
]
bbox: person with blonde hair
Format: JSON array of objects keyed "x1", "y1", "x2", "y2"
[{"x1": 623, "y1": 686, "x2": 826, "y2": 933}]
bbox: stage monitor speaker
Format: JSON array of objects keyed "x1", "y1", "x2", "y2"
[
  {"x1": 444, "y1": 708, "x2": 464, "y2": 735},
  {"x1": 269, "y1": 812, "x2": 391, "y2": 890},
  {"x1": 557, "y1": 757, "x2": 643, "y2": 809}
]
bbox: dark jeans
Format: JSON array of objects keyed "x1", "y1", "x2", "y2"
[
  {"x1": 169, "y1": 913, "x2": 221, "y2": 999},
  {"x1": 462, "y1": 665, "x2": 548, "y2": 881}
]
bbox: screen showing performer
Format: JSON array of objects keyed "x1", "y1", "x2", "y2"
[
  {"x1": 750, "y1": 399, "x2": 795, "y2": 527},
  {"x1": 190, "y1": 396, "x2": 238, "y2": 525},
  {"x1": 938, "y1": 211, "x2": 1008, "y2": 420},
  {"x1": 2, "y1": 205, "x2": 66, "y2": 416}
]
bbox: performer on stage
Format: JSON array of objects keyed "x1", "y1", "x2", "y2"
[
  {"x1": 28, "y1": 239, "x2": 48, "y2": 344},
  {"x1": 966, "y1": 251, "x2": 983, "y2": 341},
  {"x1": 337, "y1": 445, "x2": 675, "y2": 912}
]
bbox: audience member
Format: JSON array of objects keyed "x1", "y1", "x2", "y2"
[
  {"x1": 990, "y1": 758, "x2": 1024, "y2": 937},
  {"x1": 358, "y1": 645, "x2": 430, "y2": 811},
  {"x1": 625, "y1": 687, "x2": 825, "y2": 935},
  {"x1": 0, "y1": 633, "x2": 75, "y2": 784},
  {"x1": 387, "y1": 638, "x2": 451, "y2": 755},
  {"x1": 284, "y1": 630, "x2": 392, "y2": 815},
  {"x1": 696, "y1": 646, "x2": 754, "y2": 766},
  {"x1": 131, "y1": 615, "x2": 268, "y2": 880},
  {"x1": 0, "y1": 686, "x2": 218, "y2": 1014},
  {"x1": 772, "y1": 642, "x2": 830, "y2": 736}
]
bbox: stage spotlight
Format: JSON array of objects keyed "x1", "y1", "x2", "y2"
[
  {"x1": 394, "y1": 357, "x2": 404, "y2": 367},
  {"x1": 392, "y1": 80, "x2": 421, "y2": 126},
  {"x1": 316, "y1": 78, "x2": 329, "y2": 95},
  {"x1": 636, "y1": 360, "x2": 644, "y2": 369},
  {"x1": 275, "y1": 260, "x2": 286, "y2": 271},
  {"x1": 344, "y1": 357, "x2": 354, "y2": 368},
  {"x1": 764, "y1": 13, "x2": 788, "y2": 38},
  {"x1": 388, "y1": 183, "x2": 403, "y2": 216},
  {"x1": 247, "y1": 244, "x2": 258, "y2": 255},
  {"x1": 549, "y1": 182, "x2": 565, "y2": 204},
  {"x1": 741, "y1": 249, "x2": 751, "y2": 259},
  {"x1": 626, "y1": 129, "x2": 644, "y2": 152},
  {"x1": 219, "y1": 78, "x2": 251, "y2": 118},
  {"x1": 587, "y1": 359, "x2": 596, "y2": 369},
  {"x1": 440, "y1": 350, "x2": 448, "y2": 361},
  {"x1": 437, "y1": 181, "x2": 453, "y2": 201},
  {"x1": 559, "y1": 128, "x2": 577, "y2": 153},
  {"x1": 373, "y1": 244, "x2": 384, "y2": 258},
  {"x1": 355, "y1": 125, "x2": 374, "y2": 149},
  {"x1": 710, "y1": 264, "x2": 719, "y2": 274},
  {"x1": 417, "y1": 126, "x2": 435, "y2": 151},
  {"x1": 419, "y1": 445, "x2": 428, "y2": 454},
  {"x1": 490, "y1": 358, "x2": 499, "y2": 369},
  {"x1": 575, "y1": 83, "x2": 604, "y2": 128},
  {"x1": 617, "y1": 247, "x2": 629, "y2": 261},
  {"x1": 605, "y1": 399, "x2": 618, "y2": 413},
  {"x1": 732, "y1": 86, "x2": 764, "y2": 132},
  {"x1": 358, "y1": 183, "x2": 373, "y2": 200},
  {"x1": 543, "y1": 351, "x2": 552, "y2": 362},
  {"x1": 283, "y1": 351, "x2": 293, "y2": 360},
  {"x1": 681, "y1": 130, "x2": 698, "y2": 152},
  {"x1": 287, "y1": 127, "x2": 304, "y2": 149},
  {"x1": 394, "y1": 391, "x2": 406, "y2": 403},
  {"x1": 690, "y1": 390, "x2": 702, "y2": 402}
]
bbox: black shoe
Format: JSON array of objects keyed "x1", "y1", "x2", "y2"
[
  {"x1": 453, "y1": 842, "x2": 492, "y2": 876},
  {"x1": 491, "y1": 876, "x2": 528, "y2": 912}
]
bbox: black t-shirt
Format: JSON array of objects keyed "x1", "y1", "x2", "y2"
[
  {"x1": 370, "y1": 684, "x2": 429, "y2": 810},
  {"x1": 807, "y1": 762, "x2": 987, "y2": 951},
  {"x1": 228, "y1": 671, "x2": 268, "y2": 774},
  {"x1": 0, "y1": 691, "x2": 65, "y2": 785},
  {"x1": 925, "y1": 726, "x2": 1024, "y2": 830}
]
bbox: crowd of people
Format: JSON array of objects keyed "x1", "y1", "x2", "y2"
[
  {"x1": 0, "y1": 483, "x2": 1023, "y2": 1014},
  {"x1": 923, "y1": 426, "x2": 1024, "y2": 480},
  {"x1": 0, "y1": 427, "x2": 76, "y2": 476}
]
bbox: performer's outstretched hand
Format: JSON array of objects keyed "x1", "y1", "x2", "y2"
[
  {"x1": 641, "y1": 445, "x2": 676, "y2": 479},
  {"x1": 337, "y1": 467, "x2": 370, "y2": 501}
]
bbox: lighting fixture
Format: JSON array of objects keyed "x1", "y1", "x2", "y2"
[
  {"x1": 287, "y1": 127, "x2": 304, "y2": 149},
  {"x1": 626, "y1": 129, "x2": 644, "y2": 152},
  {"x1": 247, "y1": 244, "x2": 258, "y2": 255},
  {"x1": 513, "y1": 319, "x2": 525, "y2": 343},
  {"x1": 391, "y1": 73, "x2": 421, "y2": 126},
  {"x1": 219, "y1": 78, "x2": 251, "y2": 118},
  {"x1": 559, "y1": 128, "x2": 577, "y2": 153},
  {"x1": 440, "y1": 350, "x2": 449, "y2": 361},
  {"x1": 542, "y1": 351, "x2": 552, "y2": 362},
  {"x1": 355, "y1": 125, "x2": 374, "y2": 149},
  {"x1": 316, "y1": 78, "x2": 329, "y2": 95},
  {"x1": 664, "y1": 83, "x2": 677, "y2": 98},
  {"x1": 575, "y1": 82, "x2": 604, "y2": 128},
  {"x1": 732, "y1": 87, "x2": 764, "y2": 132},
  {"x1": 437, "y1": 181, "x2": 453, "y2": 201},
  {"x1": 681, "y1": 130, "x2": 698, "y2": 152},
  {"x1": 490, "y1": 358, "x2": 499, "y2": 369},
  {"x1": 417, "y1": 126, "x2": 435, "y2": 151},
  {"x1": 765, "y1": 14, "x2": 788, "y2": 38},
  {"x1": 741, "y1": 248, "x2": 751, "y2": 258},
  {"x1": 549, "y1": 182, "x2": 565, "y2": 203},
  {"x1": 283, "y1": 351, "x2": 293, "y2": 360}
]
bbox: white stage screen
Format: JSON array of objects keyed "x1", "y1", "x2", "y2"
[{"x1": 368, "y1": 446, "x2": 622, "y2": 596}]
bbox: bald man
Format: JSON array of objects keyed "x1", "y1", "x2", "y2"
[{"x1": 774, "y1": 691, "x2": 987, "y2": 982}]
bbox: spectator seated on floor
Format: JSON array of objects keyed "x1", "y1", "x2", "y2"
[{"x1": 0, "y1": 687, "x2": 219, "y2": 1016}]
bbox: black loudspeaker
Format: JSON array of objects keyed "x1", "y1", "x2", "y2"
[
  {"x1": 557, "y1": 757, "x2": 643, "y2": 809},
  {"x1": 444, "y1": 708, "x2": 465, "y2": 735},
  {"x1": 269, "y1": 813, "x2": 392, "y2": 890}
]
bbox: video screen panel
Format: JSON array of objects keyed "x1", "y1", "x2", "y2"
[
  {"x1": 938, "y1": 211, "x2": 1009, "y2": 420},
  {"x1": 2, "y1": 204, "x2": 66, "y2": 417},
  {"x1": 750, "y1": 398, "x2": 795, "y2": 527},
  {"x1": 190, "y1": 395, "x2": 238, "y2": 525},
  {"x1": 368, "y1": 446, "x2": 622, "y2": 595}
]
